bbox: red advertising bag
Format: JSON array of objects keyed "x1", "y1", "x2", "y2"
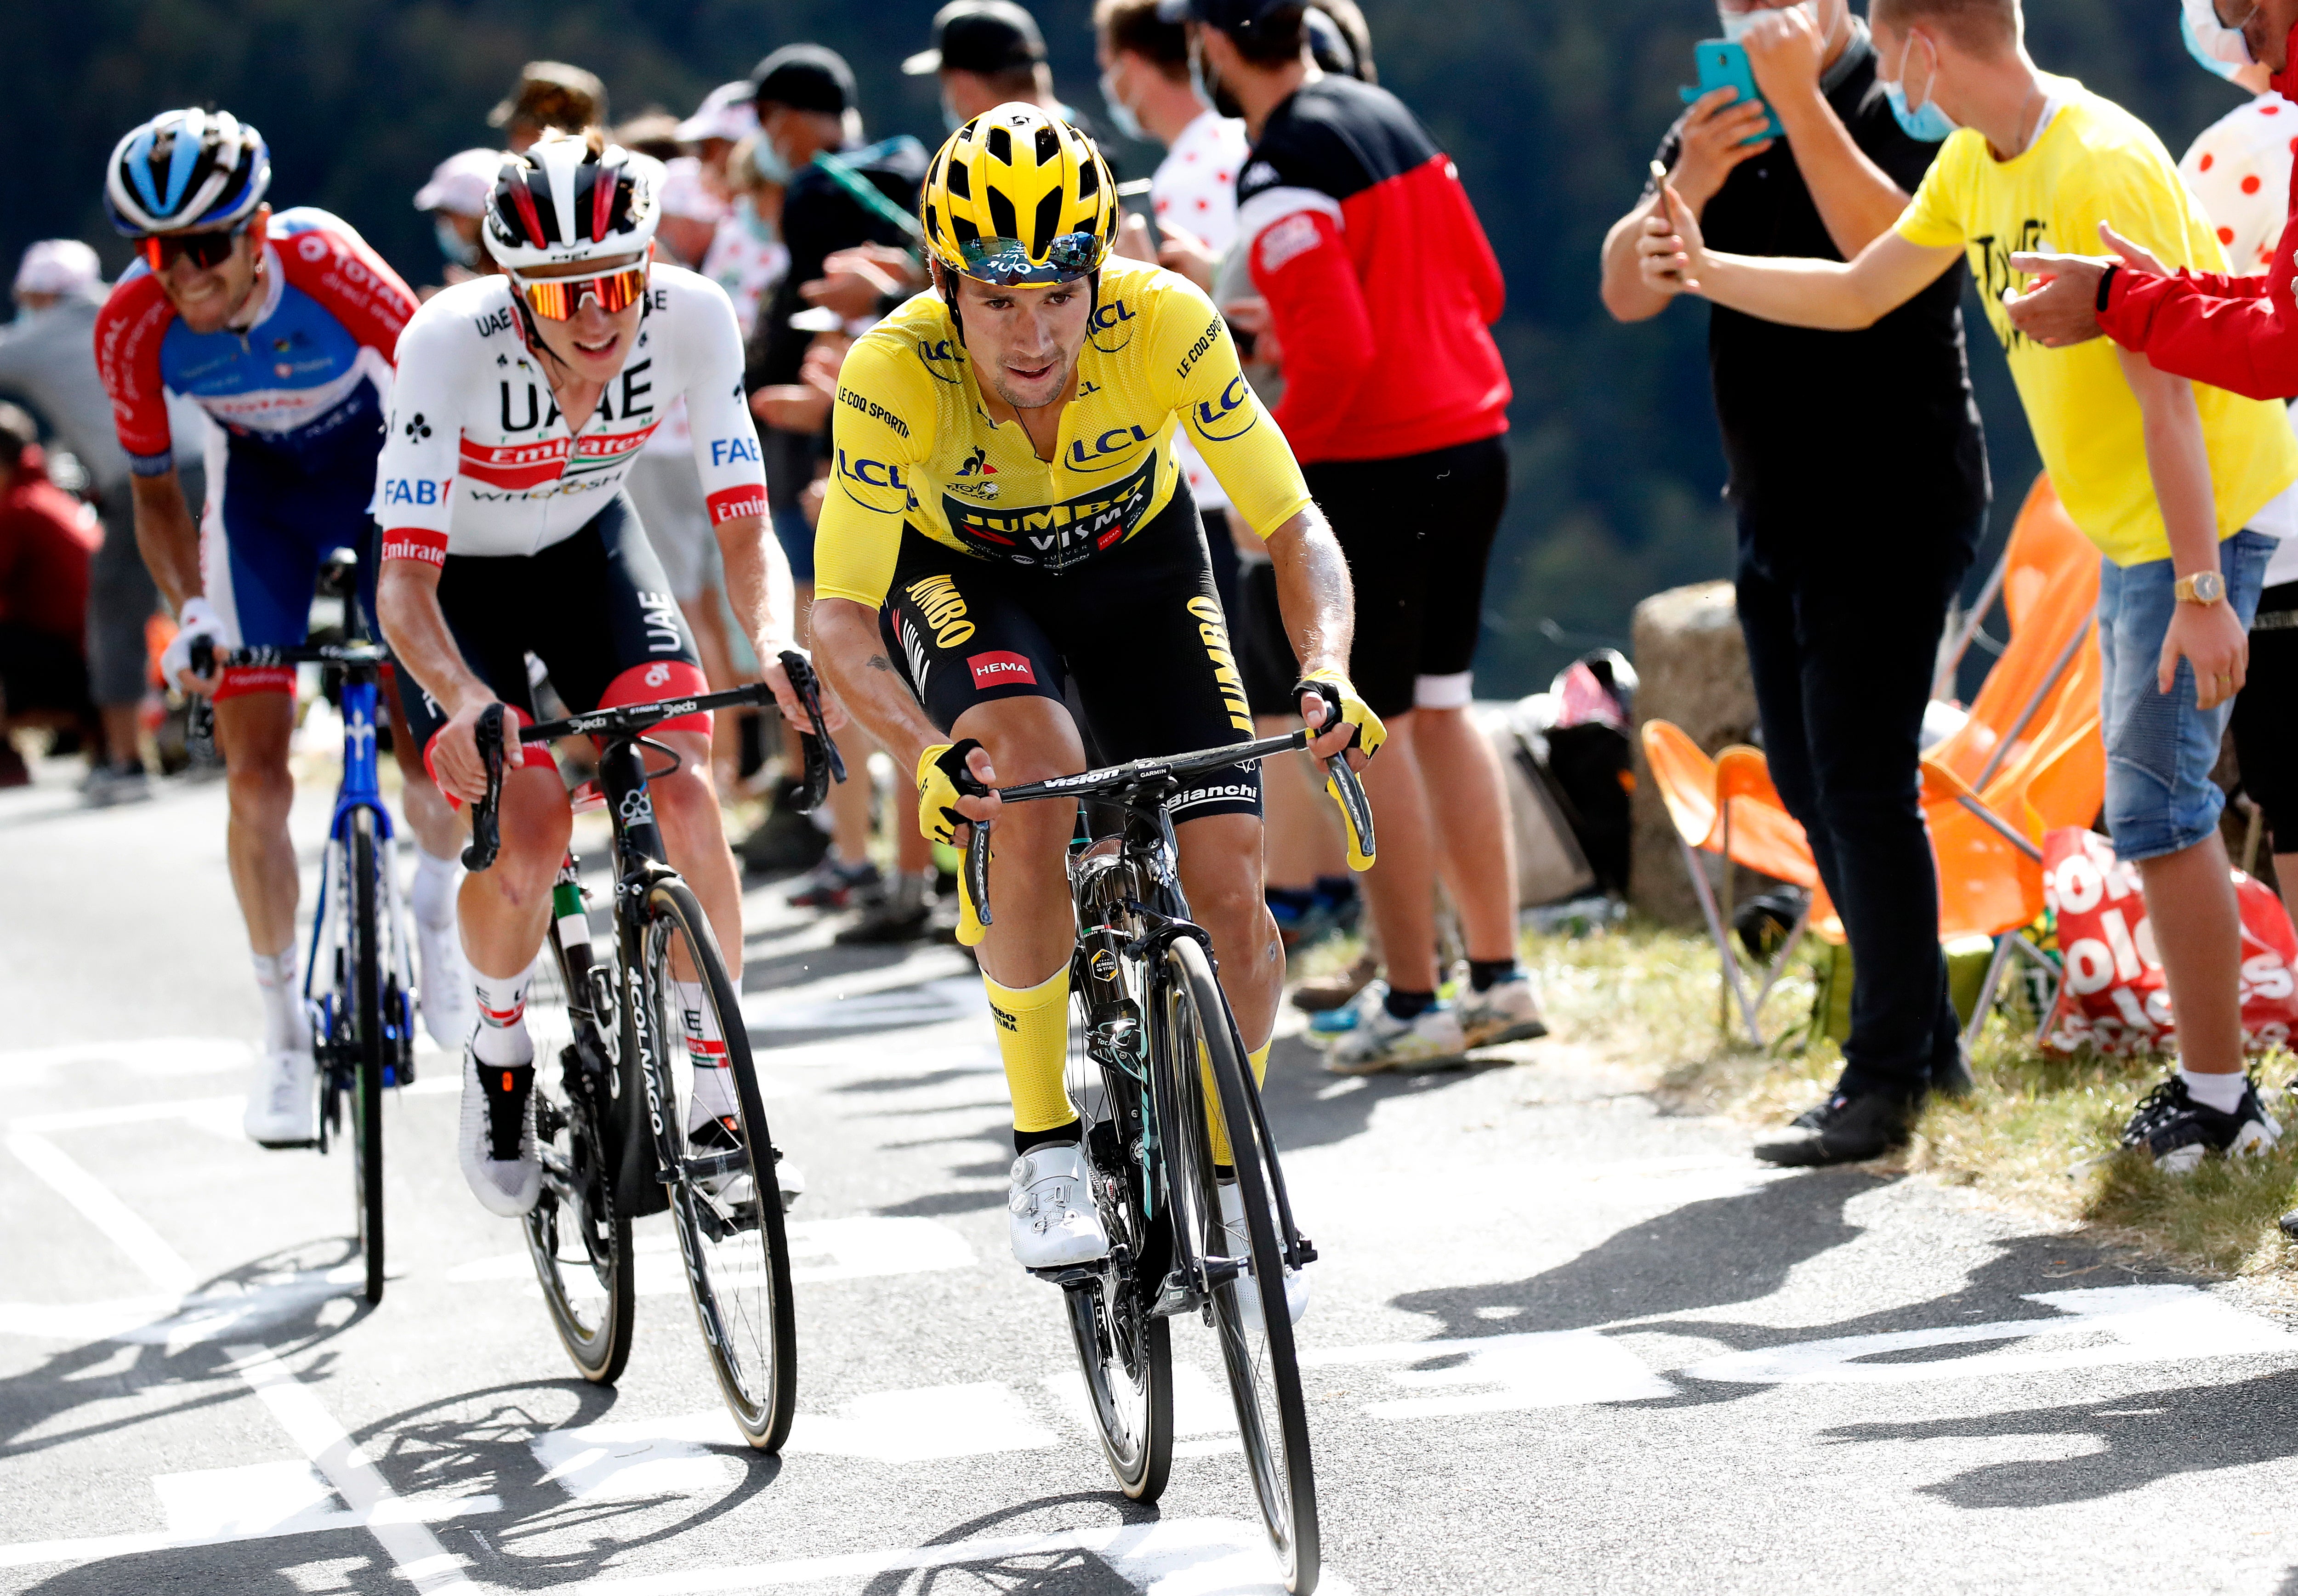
[{"x1": 2038, "y1": 827, "x2": 2298, "y2": 1056}]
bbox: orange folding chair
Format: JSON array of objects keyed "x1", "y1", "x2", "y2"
[{"x1": 1642, "y1": 720, "x2": 1827, "y2": 1045}]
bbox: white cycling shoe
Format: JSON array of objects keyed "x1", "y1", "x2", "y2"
[
  {"x1": 1008, "y1": 1143, "x2": 1110, "y2": 1268},
  {"x1": 459, "y1": 1046, "x2": 541, "y2": 1217},
  {"x1": 1217, "y1": 1180, "x2": 1309, "y2": 1333},
  {"x1": 243, "y1": 1046, "x2": 319, "y2": 1147},
  {"x1": 416, "y1": 918, "x2": 475, "y2": 1051}
]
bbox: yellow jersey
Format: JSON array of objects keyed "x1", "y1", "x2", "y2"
[
  {"x1": 1895, "y1": 83, "x2": 2298, "y2": 567},
  {"x1": 813, "y1": 258, "x2": 1314, "y2": 608}
]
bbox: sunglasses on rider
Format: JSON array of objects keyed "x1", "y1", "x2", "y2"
[
  {"x1": 141, "y1": 226, "x2": 248, "y2": 273},
  {"x1": 513, "y1": 263, "x2": 651, "y2": 321},
  {"x1": 956, "y1": 233, "x2": 1103, "y2": 287}
]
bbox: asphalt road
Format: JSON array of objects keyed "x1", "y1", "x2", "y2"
[{"x1": 8, "y1": 760, "x2": 2298, "y2": 1595}]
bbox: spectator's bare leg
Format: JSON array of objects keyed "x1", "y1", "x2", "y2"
[
  {"x1": 1354, "y1": 710, "x2": 1441, "y2": 993},
  {"x1": 828, "y1": 722, "x2": 878, "y2": 863},
  {"x1": 2138, "y1": 832, "x2": 2245, "y2": 1076},
  {"x1": 100, "y1": 704, "x2": 142, "y2": 770},
  {"x1": 1412, "y1": 704, "x2": 1519, "y2": 963}
]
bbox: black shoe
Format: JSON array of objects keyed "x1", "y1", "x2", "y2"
[
  {"x1": 1755, "y1": 1091, "x2": 1912, "y2": 1167},
  {"x1": 1931, "y1": 1047, "x2": 1976, "y2": 1101},
  {"x1": 736, "y1": 800, "x2": 829, "y2": 876},
  {"x1": 2117, "y1": 1076, "x2": 2281, "y2": 1172}
]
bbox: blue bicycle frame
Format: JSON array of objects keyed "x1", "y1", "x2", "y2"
[{"x1": 303, "y1": 664, "x2": 418, "y2": 1082}]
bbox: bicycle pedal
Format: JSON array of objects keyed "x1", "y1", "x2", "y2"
[
  {"x1": 1290, "y1": 1234, "x2": 1318, "y2": 1265},
  {"x1": 1030, "y1": 1264, "x2": 1100, "y2": 1289}
]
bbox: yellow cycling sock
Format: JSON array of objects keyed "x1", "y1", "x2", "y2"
[
  {"x1": 984, "y1": 966, "x2": 1076, "y2": 1136},
  {"x1": 1206, "y1": 1039, "x2": 1273, "y2": 1167}
]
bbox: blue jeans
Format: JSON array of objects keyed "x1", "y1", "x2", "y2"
[{"x1": 2098, "y1": 530, "x2": 2274, "y2": 863}]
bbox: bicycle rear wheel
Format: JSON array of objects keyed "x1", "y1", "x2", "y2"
[
  {"x1": 1063, "y1": 974, "x2": 1172, "y2": 1500},
  {"x1": 347, "y1": 811, "x2": 387, "y2": 1306},
  {"x1": 523, "y1": 948, "x2": 634, "y2": 1383},
  {"x1": 1161, "y1": 936, "x2": 1320, "y2": 1593},
  {"x1": 641, "y1": 880, "x2": 796, "y2": 1449}
]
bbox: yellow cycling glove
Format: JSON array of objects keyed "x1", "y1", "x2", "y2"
[
  {"x1": 916, "y1": 740, "x2": 987, "y2": 846},
  {"x1": 1294, "y1": 671, "x2": 1384, "y2": 872}
]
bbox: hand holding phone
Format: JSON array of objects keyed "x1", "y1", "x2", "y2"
[{"x1": 1680, "y1": 40, "x2": 1782, "y2": 144}]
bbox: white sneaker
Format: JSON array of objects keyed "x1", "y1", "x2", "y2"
[
  {"x1": 415, "y1": 918, "x2": 474, "y2": 1051},
  {"x1": 1008, "y1": 1143, "x2": 1109, "y2": 1268},
  {"x1": 459, "y1": 1046, "x2": 541, "y2": 1216},
  {"x1": 1217, "y1": 1180, "x2": 1308, "y2": 1332},
  {"x1": 243, "y1": 1046, "x2": 319, "y2": 1147},
  {"x1": 1323, "y1": 983, "x2": 1466, "y2": 1074},
  {"x1": 1457, "y1": 970, "x2": 1548, "y2": 1047}
]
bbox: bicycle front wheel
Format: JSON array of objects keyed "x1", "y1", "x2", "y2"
[
  {"x1": 347, "y1": 810, "x2": 387, "y2": 1306},
  {"x1": 1063, "y1": 974, "x2": 1172, "y2": 1500},
  {"x1": 641, "y1": 880, "x2": 797, "y2": 1449},
  {"x1": 1161, "y1": 936, "x2": 1319, "y2": 1593}
]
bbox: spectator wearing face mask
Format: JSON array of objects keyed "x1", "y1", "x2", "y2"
[
  {"x1": 1601, "y1": 0, "x2": 1989, "y2": 1162},
  {"x1": 0, "y1": 241, "x2": 209, "y2": 802},
  {"x1": 681, "y1": 85, "x2": 785, "y2": 335},
  {"x1": 907, "y1": 0, "x2": 1108, "y2": 147},
  {"x1": 412, "y1": 148, "x2": 503, "y2": 295}
]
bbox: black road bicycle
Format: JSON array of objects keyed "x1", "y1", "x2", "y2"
[
  {"x1": 464, "y1": 658, "x2": 841, "y2": 1448},
  {"x1": 961, "y1": 727, "x2": 1375, "y2": 1596}
]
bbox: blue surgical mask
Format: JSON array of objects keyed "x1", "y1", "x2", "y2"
[
  {"x1": 1882, "y1": 34, "x2": 1959, "y2": 142},
  {"x1": 2183, "y1": 0, "x2": 2256, "y2": 80},
  {"x1": 942, "y1": 92, "x2": 965, "y2": 135},
  {"x1": 433, "y1": 216, "x2": 479, "y2": 268},
  {"x1": 1100, "y1": 68, "x2": 1147, "y2": 142},
  {"x1": 750, "y1": 133, "x2": 793, "y2": 185},
  {"x1": 735, "y1": 195, "x2": 777, "y2": 246}
]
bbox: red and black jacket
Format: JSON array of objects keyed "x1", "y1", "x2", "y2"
[{"x1": 1238, "y1": 76, "x2": 1509, "y2": 464}]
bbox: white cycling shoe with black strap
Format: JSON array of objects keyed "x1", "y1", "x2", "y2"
[
  {"x1": 1008, "y1": 1142, "x2": 1109, "y2": 1268},
  {"x1": 459, "y1": 1045, "x2": 541, "y2": 1216}
]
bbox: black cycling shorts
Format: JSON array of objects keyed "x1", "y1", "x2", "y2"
[
  {"x1": 397, "y1": 494, "x2": 708, "y2": 778},
  {"x1": 2234, "y1": 579, "x2": 2298, "y2": 854},
  {"x1": 878, "y1": 484, "x2": 1262, "y2": 824},
  {"x1": 1306, "y1": 432, "x2": 1510, "y2": 719}
]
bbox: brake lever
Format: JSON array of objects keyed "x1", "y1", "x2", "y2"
[
  {"x1": 778, "y1": 649, "x2": 846, "y2": 811},
  {"x1": 1324, "y1": 752, "x2": 1377, "y2": 871},
  {"x1": 961, "y1": 819, "x2": 992, "y2": 943},
  {"x1": 461, "y1": 704, "x2": 506, "y2": 871}
]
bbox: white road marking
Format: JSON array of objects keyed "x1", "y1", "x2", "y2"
[
  {"x1": 1681, "y1": 1284, "x2": 2293, "y2": 1387},
  {"x1": 229, "y1": 1342, "x2": 484, "y2": 1594},
  {"x1": 445, "y1": 1215, "x2": 977, "y2": 1296},
  {"x1": 0, "y1": 1264, "x2": 368, "y2": 1348},
  {"x1": 751, "y1": 976, "x2": 989, "y2": 1034},
  {"x1": 0, "y1": 1494, "x2": 502, "y2": 1570},
  {"x1": 6, "y1": 1130, "x2": 197, "y2": 1295},
  {"x1": 1303, "y1": 1329, "x2": 1678, "y2": 1415},
  {"x1": 0, "y1": 1036, "x2": 252, "y2": 1085},
  {"x1": 548, "y1": 1515, "x2": 1344, "y2": 1596},
  {"x1": 1045, "y1": 1363, "x2": 1238, "y2": 1438}
]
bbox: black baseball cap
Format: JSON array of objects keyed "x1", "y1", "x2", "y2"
[
  {"x1": 902, "y1": 0, "x2": 1047, "y2": 76},
  {"x1": 1155, "y1": 0, "x2": 1295, "y2": 25},
  {"x1": 749, "y1": 44, "x2": 856, "y2": 114}
]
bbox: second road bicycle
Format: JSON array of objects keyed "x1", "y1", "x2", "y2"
[{"x1": 464, "y1": 658, "x2": 842, "y2": 1448}]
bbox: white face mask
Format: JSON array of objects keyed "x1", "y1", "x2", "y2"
[
  {"x1": 1718, "y1": 0, "x2": 1820, "y2": 42},
  {"x1": 2182, "y1": 0, "x2": 2258, "y2": 79}
]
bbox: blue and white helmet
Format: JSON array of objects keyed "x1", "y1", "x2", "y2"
[{"x1": 105, "y1": 108, "x2": 271, "y2": 238}]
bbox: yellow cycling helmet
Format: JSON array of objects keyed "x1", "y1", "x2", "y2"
[{"x1": 921, "y1": 102, "x2": 1118, "y2": 285}]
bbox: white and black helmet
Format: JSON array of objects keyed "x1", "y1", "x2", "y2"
[
  {"x1": 105, "y1": 108, "x2": 271, "y2": 238},
  {"x1": 482, "y1": 134, "x2": 661, "y2": 273}
]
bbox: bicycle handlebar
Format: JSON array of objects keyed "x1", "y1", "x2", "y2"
[
  {"x1": 188, "y1": 639, "x2": 393, "y2": 674},
  {"x1": 461, "y1": 653, "x2": 842, "y2": 873},
  {"x1": 958, "y1": 728, "x2": 1377, "y2": 935}
]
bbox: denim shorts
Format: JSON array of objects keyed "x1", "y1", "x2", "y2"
[{"x1": 2097, "y1": 528, "x2": 2274, "y2": 861}]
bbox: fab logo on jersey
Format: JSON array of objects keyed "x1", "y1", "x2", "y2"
[{"x1": 941, "y1": 456, "x2": 1156, "y2": 572}]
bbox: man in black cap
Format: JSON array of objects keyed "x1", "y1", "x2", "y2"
[
  {"x1": 734, "y1": 44, "x2": 931, "y2": 882},
  {"x1": 903, "y1": 0, "x2": 1086, "y2": 131},
  {"x1": 488, "y1": 61, "x2": 607, "y2": 153}
]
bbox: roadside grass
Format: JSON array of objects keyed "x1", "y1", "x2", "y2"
[{"x1": 1456, "y1": 915, "x2": 2298, "y2": 1283}]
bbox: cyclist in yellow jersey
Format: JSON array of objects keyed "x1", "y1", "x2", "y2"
[{"x1": 811, "y1": 103, "x2": 1376, "y2": 1276}]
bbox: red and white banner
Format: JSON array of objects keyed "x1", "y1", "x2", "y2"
[{"x1": 2038, "y1": 826, "x2": 2298, "y2": 1056}]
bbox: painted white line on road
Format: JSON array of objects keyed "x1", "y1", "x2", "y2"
[
  {"x1": 751, "y1": 976, "x2": 988, "y2": 1034},
  {"x1": 0, "y1": 1494, "x2": 501, "y2": 1570},
  {"x1": 229, "y1": 1341, "x2": 483, "y2": 1594},
  {"x1": 551, "y1": 1515, "x2": 1345, "y2": 1596},
  {"x1": 12, "y1": 1096, "x2": 241, "y2": 1135},
  {"x1": 0, "y1": 1036, "x2": 251, "y2": 1085},
  {"x1": 1682, "y1": 1284, "x2": 2293, "y2": 1387},
  {"x1": 446, "y1": 1215, "x2": 977, "y2": 1296},
  {"x1": 1045, "y1": 1363, "x2": 1239, "y2": 1439},
  {"x1": 1303, "y1": 1329, "x2": 1678, "y2": 1415},
  {"x1": 6, "y1": 1131, "x2": 197, "y2": 1295},
  {"x1": 0, "y1": 1263, "x2": 368, "y2": 1349}
]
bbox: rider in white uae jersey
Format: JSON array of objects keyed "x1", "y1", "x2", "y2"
[{"x1": 371, "y1": 263, "x2": 765, "y2": 562}]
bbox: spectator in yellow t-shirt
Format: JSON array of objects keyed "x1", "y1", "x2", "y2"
[{"x1": 1633, "y1": 0, "x2": 2298, "y2": 1173}]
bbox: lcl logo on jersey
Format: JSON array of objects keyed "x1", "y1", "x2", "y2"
[
  {"x1": 1192, "y1": 376, "x2": 1258, "y2": 444},
  {"x1": 916, "y1": 335, "x2": 964, "y2": 385},
  {"x1": 1066, "y1": 425, "x2": 1151, "y2": 471},
  {"x1": 836, "y1": 450, "x2": 910, "y2": 493},
  {"x1": 1087, "y1": 297, "x2": 1135, "y2": 353}
]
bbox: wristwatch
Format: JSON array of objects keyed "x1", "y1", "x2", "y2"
[{"x1": 2175, "y1": 570, "x2": 2227, "y2": 606}]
